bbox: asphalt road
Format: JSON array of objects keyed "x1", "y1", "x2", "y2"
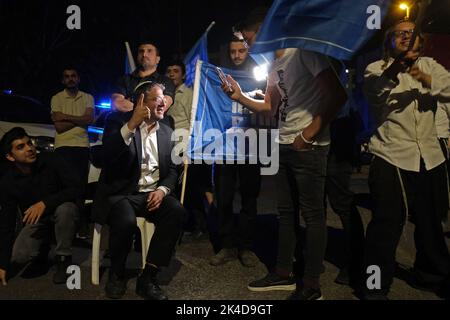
[{"x1": 0, "y1": 166, "x2": 449, "y2": 300}]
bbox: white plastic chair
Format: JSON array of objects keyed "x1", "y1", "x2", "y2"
[{"x1": 91, "y1": 217, "x2": 155, "y2": 285}]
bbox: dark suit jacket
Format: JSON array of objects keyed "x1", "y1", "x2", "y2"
[{"x1": 92, "y1": 111, "x2": 178, "y2": 225}]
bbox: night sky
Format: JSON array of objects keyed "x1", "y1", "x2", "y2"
[
  {"x1": 1, "y1": 0, "x2": 448, "y2": 107},
  {"x1": 0, "y1": 0, "x2": 273, "y2": 104}
]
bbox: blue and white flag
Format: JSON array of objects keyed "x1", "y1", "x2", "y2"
[
  {"x1": 185, "y1": 60, "x2": 275, "y2": 170},
  {"x1": 250, "y1": 52, "x2": 275, "y2": 67},
  {"x1": 250, "y1": 0, "x2": 391, "y2": 60},
  {"x1": 184, "y1": 34, "x2": 209, "y2": 87}
]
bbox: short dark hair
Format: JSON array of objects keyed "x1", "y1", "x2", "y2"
[
  {"x1": 234, "y1": 6, "x2": 268, "y2": 32},
  {"x1": 132, "y1": 81, "x2": 165, "y2": 103},
  {"x1": 137, "y1": 41, "x2": 160, "y2": 56},
  {"x1": 166, "y1": 60, "x2": 186, "y2": 75},
  {"x1": 0, "y1": 127, "x2": 29, "y2": 156},
  {"x1": 62, "y1": 66, "x2": 79, "y2": 76},
  {"x1": 229, "y1": 35, "x2": 245, "y2": 44}
]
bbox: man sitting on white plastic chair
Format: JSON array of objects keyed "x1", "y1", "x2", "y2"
[{"x1": 92, "y1": 82, "x2": 185, "y2": 300}]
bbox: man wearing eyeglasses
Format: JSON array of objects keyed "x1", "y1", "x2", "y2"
[
  {"x1": 92, "y1": 82, "x2": 185, "y2": 300},
  {"x1": 363, "y1": 19, "x2": 450, "y2": 299}
]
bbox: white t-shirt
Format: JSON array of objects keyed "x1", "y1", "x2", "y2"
[{"x1": 267, "y1": 48, "x2": 331, "y2": 145}]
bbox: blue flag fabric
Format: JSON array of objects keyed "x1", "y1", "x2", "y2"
[
  {"x1": 183, "y1": 34, "x2": 209, "y2": 87},
  {"x1": 250, "y1": 52, "x2": 275, "y2": 67},
  {"x1": 250, "y1": 0, "x2": 391, "y2": 60},
  {"x1": 187, "y1": 60, "x2": 268, "y2": 162}
]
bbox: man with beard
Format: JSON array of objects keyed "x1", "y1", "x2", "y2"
[
  {"x1": 92, "y1": 82, "x2": 185, "y2": 300},
  {"x1": 362, "y1": 19, "x2": 450, "y2": 299},
  {"x1": 111, "y1": 41, "x2": 175, "y2": 125}
]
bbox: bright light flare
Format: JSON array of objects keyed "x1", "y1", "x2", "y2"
[{"x1": 253, "y1": 63, "x2": 268, "y2": 81}]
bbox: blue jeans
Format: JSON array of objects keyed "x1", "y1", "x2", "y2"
[{"x1": 276, "y1": 144, "x2": 329, "y2": 284}]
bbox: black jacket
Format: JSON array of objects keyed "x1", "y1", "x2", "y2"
[
  {"x1": 0, "y1": 152, "x2": 80, "y2": 269},
  {"x1": 114, "y1": 70, "x2": 175, "y2": 103},
  {"x1": 91, "y1": 111, "x2": 178, "y2": 225}
]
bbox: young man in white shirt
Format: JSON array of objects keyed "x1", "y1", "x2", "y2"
[{"x1": 224, "y1": 8, "x2": 347, "y2": 300}]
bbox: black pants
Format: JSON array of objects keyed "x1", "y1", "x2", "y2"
[
  {"x1": 276, "y1": 145, "x2": 329, "y2": 282},
  {"x1": 107, "y1": 194, "x2": 185, "y2": 277},
  {"x1": 214, "y1": 163, "x2": 261, "y2": 250},
  {"x1": 55, "y1": 147, "x2": 90, "y2": 230},
  {"x1": 325, "y1": 153, "x2": 365, "y2": 274},
  {"x1": 363, "y1": 157, "x2": 450, "y2": 294},
  {"x1": 183, "y1": 164, "x2": 213, "y2": 232},
  {"x1": 55, "y1": 147, "x2": 89, "y2": 202}
]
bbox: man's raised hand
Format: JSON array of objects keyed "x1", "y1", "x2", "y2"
[{"x1": 128, "y1": 93, "x2": 149, "y2": 130}]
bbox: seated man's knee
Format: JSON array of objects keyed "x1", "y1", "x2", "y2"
[
  {"x1": 11, "y1": 248, "x2": 32, "y2": 266},
  {"x1": 109, "y1": 201, "x2": 137, "y2": 232},
  {"x1": 54, "y1": 202, "x2": 79, "y2": 224}
]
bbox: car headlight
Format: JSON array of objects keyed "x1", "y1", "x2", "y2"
[{"x1": 30, "y1": 136, "x2": 54, "y2": 152}]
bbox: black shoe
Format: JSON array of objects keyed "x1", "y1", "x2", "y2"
[
  {"x1": 136, "y1": 274, "x2": 168, "y2": 300},
  {"x1": 52, "y1": 255, "x2": 72, "y2": 284},
  {"x1": 288, "y1": 287, "x2": 324, "y2": 300},
  {"x1": 238, "y1": 249, "x2": 260, "y2": 268},
  {"x1": 209, "y1": 248, "x2": 237, "y2": 266},
  {"x1": 21, "y1": 256, "x2": 50, "y2": 279},
  {"x1": 408, "y1": 268, "x2": 443, "y2": 293},
  {"x1": 248, "y1": 272, "x2": 296, "y2": 292},
  {"x1": 105, "y1": 272, "x2": 127, "y2": 299}
]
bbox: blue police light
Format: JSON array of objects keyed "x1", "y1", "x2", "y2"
[
  {"x1": 88, "y1": 126, "x2": 104, "y2": 134},
  {"x1": 96, "y1": 101, "x2": 111, "y2": 109},
  {"x1": 3, "y1": 89, "x2": 13, "y2": 95}
]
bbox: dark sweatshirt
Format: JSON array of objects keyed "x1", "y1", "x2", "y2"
[{"x1": 0, "y1": 152, "x2": 80, "y2": 269}]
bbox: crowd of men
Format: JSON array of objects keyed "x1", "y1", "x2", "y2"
[{"x1": 0, "y1": 7, "x2": 449, "y2": 301}]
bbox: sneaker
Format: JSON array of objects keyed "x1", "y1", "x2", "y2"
[
  {"x1": 52, "y1": 255, "x2": 72, "y2": 284},
  {"x1": 238, "y1": 249, "x2": 259, "y2": 268},
  {"x1": 209, "y1": 248, "x2": 237, "y2": 266},
  {"x1": 288, "y1": 287, "x2": 324, "y2": 300},
  {"x1": 248, "y1": 272, "x2": 296, "y2": 292}
]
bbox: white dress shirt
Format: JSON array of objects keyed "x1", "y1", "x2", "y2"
[
  {"x1": 364, "y1": 57, "x2": 450, "y2": 172},
  {"x1": 120, "y1": 121, "x2": 170, "y2": 194},
  {"x1": 435, "y1": 102, "x2": 450, "y2": 139}
]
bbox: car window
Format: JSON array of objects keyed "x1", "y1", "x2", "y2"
[{"x1": 0, "y1": 95, "x2": 52, "y2": 124}]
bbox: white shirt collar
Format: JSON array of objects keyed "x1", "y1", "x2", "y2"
[{"x1": 139, "y1": 120, "x2": 160, "y2": 134}]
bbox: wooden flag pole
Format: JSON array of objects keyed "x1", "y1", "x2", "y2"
[{"x1": 180, "y1": 158, "x2": 189, "y2": 205}]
